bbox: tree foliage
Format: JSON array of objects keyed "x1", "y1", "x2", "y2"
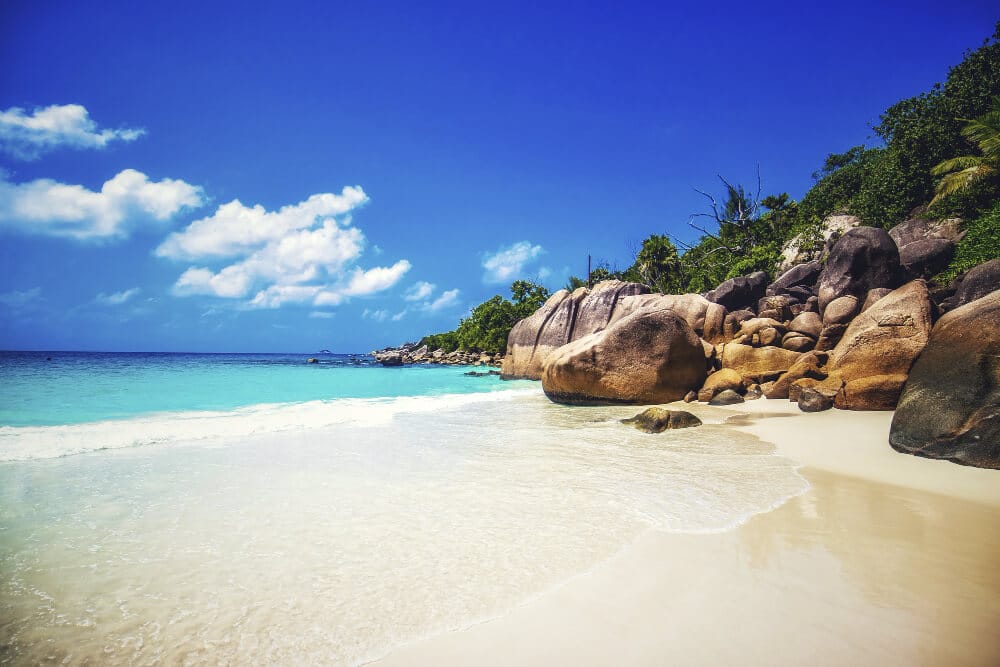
[{"x1": 419, "y1": 280, "x2": 550, "y2": 353}]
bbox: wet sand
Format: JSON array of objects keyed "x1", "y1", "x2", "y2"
[{"x1": 375, "y1": 402, "x2": 1000, "y2": 666}]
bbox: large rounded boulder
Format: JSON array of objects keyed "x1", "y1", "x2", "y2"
[
  {"x1": 541, "y1": 307, "x2": 707, "y2": 405},
  {"x1": 889, "y1": 291, "x2": 1000, "y2": 468},
  {"x1": 501, "y1": 280, "x2": 649, "y2": 380},
  {"x1": 828, "y1": 280, "x2": 933, "y2": 410},
  {"x1": 705, "y1": 271, "x2": 768, "y2": 312},
  {"x1": 816, "y1": 226, "x2": 901, "y2": 315}
]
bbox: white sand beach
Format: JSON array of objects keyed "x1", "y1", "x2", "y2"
[{"x1": 376, "y1": 401, "x2": 1000, "y2": 666}]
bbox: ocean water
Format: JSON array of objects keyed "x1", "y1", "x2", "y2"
[{"x1": 0, "y1": 351, "x2": 808, "y2": 665}]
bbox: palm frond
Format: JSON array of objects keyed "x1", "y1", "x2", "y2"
[
  {"x1": 930, "y1": 164, "x2": 996, "y2": 204},
  {"x1": 961, "y1": 110, "x2": 1000, "y2": 161},
  {"x1": 931, "y1": 155, "x2": 986, "y2": 176}
]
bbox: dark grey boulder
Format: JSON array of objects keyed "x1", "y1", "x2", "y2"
[
  {"x1": 817, "y1": 227, "x2": 901, "y2": 315},
  {"x1": 621, "y1": 407, "x2": 702, "y2": 433},
  {"x1": 706, "y1": 271, "x2": 768, "y2": 312},
  {"x1": 708, "y1": 389, "x2": 745, "y2": 405},
  {"x1": 953, "y1": 258, "x2": 1000, "y2": 308},
  {"x1": 798, "y1": 387, "x2": 835, "y2": 412},
  {"x1": 898, "y1": 238, "x2": 955, "y2": 278},
  {"x1": 889, "y1": 291, "x2": 1000, "y2": 469},
  {"x1": 766, "y1": 260, "x2": 822, "y2": 297}
]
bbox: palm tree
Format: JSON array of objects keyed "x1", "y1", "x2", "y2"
[{"x1": 930, "y1": 99, "x2": 1000, "y2": 204}]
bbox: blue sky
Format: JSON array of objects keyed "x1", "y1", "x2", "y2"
[{"x1": 0, "y1": 1, "x2": 996, "y2": 352}]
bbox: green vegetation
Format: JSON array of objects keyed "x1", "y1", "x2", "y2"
[
  {"x1": 420, "y1": 280, "x2": 550, "y2": 353},
  {"x1": 565, "y1": 23, "x2": 1000, "y2": 293},
  {"x1": 423, "y1": 25, "x2": 1000, "y2": 353}
]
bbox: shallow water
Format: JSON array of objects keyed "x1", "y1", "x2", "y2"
[{"x1": 0, "y1": 390, "x2": 808, "y2": 665}]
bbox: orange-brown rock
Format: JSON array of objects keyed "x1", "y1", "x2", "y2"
[
  {"x1": 720, "y1": 343, "x2": 803, "y2": 383},
  {"x1": 501, "y1": 281, "x2": 650, "y2": 380},
  {"x1": 541, "y1": 307, "x2": 707, "y2": 405},
  {"x1": 765, "y1": 351, "x2": 830, "y2": 399},
  {"x1": 835, "y1": 374, "x2": 909, "y2": 411},
  {"x1": 828, "y1": 280, "x2": 933, "y2": 403},
  {"x1": 611, "y1": 293, "x2": 727, "y2": 343},
  {"x1": 697, "y1": 368, "x2": 743, "y2": 402}
]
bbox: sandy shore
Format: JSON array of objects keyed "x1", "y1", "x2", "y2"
[{"x1": 375, "y1": 400, "x2": 1000, "y2": 666}]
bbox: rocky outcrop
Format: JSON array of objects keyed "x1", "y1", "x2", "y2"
[
  {"x1": 612, "y1": 293, "x2": 727, "y2": 343},
  {"x1": 501, "y1": 281, "x2": 649, "y2": 380},
  {"x1": 705, "y1": 271, "x2": 768, "y2": 312},
  {"x1": 541, "y1": 307, "x2": 707, "y2": 405},
  {"x1": 827, "y1": 280, "x2": 933, "y2": 410},
  {"x1": 951, "y1": 258, "x2": 1000, "y2": 309},
  {"x1": 817, "y1": 227, "x2": 900, "y2": 315},
  {"x1": 765, "y1": 351, "x2": 830, "y2": 400},
  {"x1": 621, "y1": 407, "x2": 702, "y2": 432},
  {"x1": 719, "y1": 343, "x2": 802, "y2": 383},
  {"x1": 889, "y1": 291, "x2": 1000, "y2": 469},
  {"x1": 889, "y1": 217, "x2": 963, "y2": 278},
  {"x1": 372, "y1": 344, "x2": 502, "y2": 367},
  {"x1": 697, "y1": 368, "x2": 743, "y2": 402},
  {"x1": 778, "y1": 214, "x2": 861, "y2": 274},
  {"x1": 709, "y1": 389, "x2": 744, "y2": 405},
  {"x1": 766, "y1": 260, "x2": 822, "y2": 299}
]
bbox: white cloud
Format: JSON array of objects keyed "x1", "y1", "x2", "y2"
[
  {"x1": 363, "y1": 308, "x2": 389, "y2": 322},
  {"x1": 0, "y1": 169, "x2": 203, "y2": 241},
  {"x1": 482, "y1": 241, "x2": 545, "y2": 284},
  {"x1": 309, "y1": 311, "x2": 336, "y2": 319},
  {"x1": 391, "y1": 310, "x2": 407, "y2": 321},
  {"x1": 341, "y1": 260, "x2": 412, "y2": 297},
  {"x1": 162, "y1": 189, "x2": 410, "y2": 309},
  {"x1": 0, "y1": 104, "x2": 145, "y2": 160},
  {"x1": 0, "y1": 287, "x2": 41, "y2": 306},
  {"x1": 404, "y1": 280, "x2": 435, "y2": 301},
  {"x1": 423, "y1": 288, "x2": 460, "y2": 312},
  {"x1": 155, "y1": 186, "x2": 368, "y2": 260},
  {"x1": 95, "y1": 287, "x2": 141, "y2": 305}
]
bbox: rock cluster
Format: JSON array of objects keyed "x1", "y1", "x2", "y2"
[
  {"x1": 371, "y1": 343, "x2": 502, "y2": 367},
  {"x1": 498, "y1": 213, "x2": 998, "y2": 468}
]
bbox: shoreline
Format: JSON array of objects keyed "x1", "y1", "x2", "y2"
[{"x1": 375, "y1": 399, "x2": 1000, "y2": 666}]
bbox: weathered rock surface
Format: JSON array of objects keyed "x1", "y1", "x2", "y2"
[
  {"x1": 889, "y1": 292, "x2": 1000, "y2": 469},
  {"x1": 899, "y1": 238, "x2": 955, "y2": 278},
  {"x1": 501, "y1": 281, "x2": 649, "y2": 380},
  {"x1": 720, "y1": 343, "x2": 803, "y2": 383},
  {"x1": 767, "y1": 260, "x2": 822, "y2": 297},
  {"x1": 953, "y1": 258, "x2": 1000, "y2": 308},
  {"x1": 541, "y1": 307, "x2": 707, "y2": 405},
  {"x1": 614, "y1": 293, "x2": 728, "y2": 343},
  {"x1": 765, "y1": 351, "x2": 830, "y2": 400},
  {"x1": 817, "y1": 227, "x2": 900, "y2": 315},
  {"x1": 823, "y1": 295, "x2": 860, "y2": 325},
  {"x1": 709, "y1": 389, "x2": 744, "y2": 405},
  {"x1": 778, "y1": 215, "x2": 861, "y2": 273},
  {"x1": 697, "y1": 368, "x2": 743, "y2": 402},
  {"x1": 798, "y1": 387, "x2": 835, "y2": 412},
  {"x1": 890, "y1": 217, "x2": 963, "y2": 278},
  {"x1": 861, "y1": 288, "x2": 893, "y2": 313},
  {"x1": 705, "y1": 271, "x2": 768, "y2": 312},
  {"x1": 621, "y1": 407, "x2": 702, "y2": 432},
  {"x1": 788, "y1": 311, "x2": 822, "y2": 338},
  {"x1": 828, "y1": 280, "x2": 933, "y2": 410}
]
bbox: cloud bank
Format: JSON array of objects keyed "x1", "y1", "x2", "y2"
[
  {"x1": 0, "y1": 169, "x2": 204, "y2": 241},
  {"x1": 161, "y1": 187, "x2": 412, "y2": 308},
  {"x1": 0, "y1": 104, "x2": 145, "y2": 160}
]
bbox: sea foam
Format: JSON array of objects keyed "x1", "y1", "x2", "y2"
[{"x1": 0, "y1": 388, "x2": 539, "y2": 462}]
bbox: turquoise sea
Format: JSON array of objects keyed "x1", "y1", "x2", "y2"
[{"x1": 0, "y1": 350, "x2": 808, "y2": 664}]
